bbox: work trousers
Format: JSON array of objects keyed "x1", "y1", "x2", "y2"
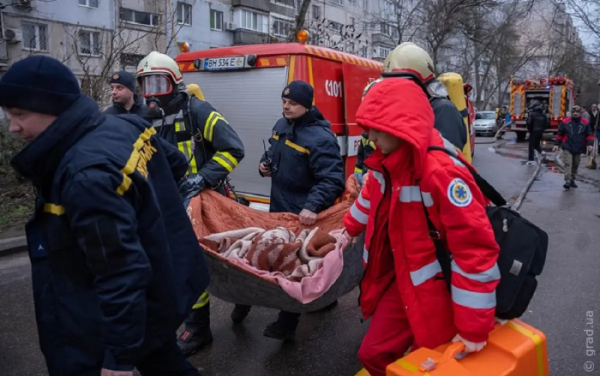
[
  {"x1": 528, "y1": 131, "x2": 543, "y2": 161},
  {"x1": 562, "y1": 152, "x2": 581, "y2": 182},
  {"x1": 358, "y1": 282, "x2": 414, "y2": 376},
  {"x1": 136, "y1": 339, "x2": 202, "y2": 376}
]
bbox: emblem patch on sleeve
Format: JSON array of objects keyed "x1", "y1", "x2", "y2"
[{"x1": 447, "y1": 178, "x2": 472, "y2": 207}]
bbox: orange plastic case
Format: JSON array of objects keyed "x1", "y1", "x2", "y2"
[{"x1": 384, "y1": 319, "x2": 549, "y2": 376}]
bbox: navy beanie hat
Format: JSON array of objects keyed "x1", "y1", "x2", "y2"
[
  {"x1": 282, "y1": 80, "x2": 314, "y2": 109},
  {"x1": 110, "y1": 70, "x2": 136, "y2": 93},
  {"x1": 0, "y1": 55, "x2": 82, "y2": 116}
]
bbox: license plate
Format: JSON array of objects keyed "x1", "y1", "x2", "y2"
[{"x1": 204, "y1": 56, "x2": 245, "y2": 70}]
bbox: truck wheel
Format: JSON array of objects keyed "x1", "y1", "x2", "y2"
[{"x1": 516, "y1": 132, "x2": 527, "y2": 142}]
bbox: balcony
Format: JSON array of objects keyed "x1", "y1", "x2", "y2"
[
  {"x1": 371, "y1": 33, "x2": 395, "y2": 47},
  {"x1": 232, "y1": 0, "x2": 270, "y2": 13},
  {"x1": 233, "y1": 29, "x2": 269, "y2": 45}
]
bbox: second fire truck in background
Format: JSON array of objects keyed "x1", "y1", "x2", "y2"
[{"x1": 509, "y1": 75, "x2": 575, "y2": 141}]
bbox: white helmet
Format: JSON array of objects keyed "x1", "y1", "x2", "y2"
[
  {"x1": 136, "y1": 51, "x2": 184, "y2": 98},
  {"x1": 362, "y1": 77, "x2": 384, "y2": 101},
  {"x1": 383, "y1": 42, "x2": 436, "y2": 84}
]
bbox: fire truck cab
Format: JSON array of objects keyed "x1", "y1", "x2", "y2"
[{"x1": 509, "y1": 76, "x2": 575, "y2": 142}]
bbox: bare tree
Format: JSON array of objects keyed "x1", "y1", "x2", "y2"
[
  {"x1": 61, "y1": 0, "x2": 190, "y2": 107},
  {"x1": 306, "y1": 19, "x2": 369, "y2": 56}
]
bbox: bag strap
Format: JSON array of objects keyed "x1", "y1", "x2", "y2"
[
  {"x1": 418, "y1": 187, "x2": 452, "y2": 290},
  {"x1": 427, "y1": 146, "x2": 507, "y2": 207}
]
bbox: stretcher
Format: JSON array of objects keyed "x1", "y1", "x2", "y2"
[
  {"x1": 355, "y1": 319, "x2": 549, "y2": 376},
  {"x1": 188, "y1": 176, "x2": 364, "y2": 313}
]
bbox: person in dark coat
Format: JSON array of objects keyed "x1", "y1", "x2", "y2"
[
  {"x1": 1, "y1": 55, "x2": 209, "y2": 376},
  {"x1": 526, "y1": 101, "x2": 549, "y2": 163},
  {"x1": 553, "y1": 106, "x2": 595, "y2": 190},
  {"x1": 231, "y1": 80, "x2": 345, "y2": 340},
  {"x1": 104, "y1": 70, "x2": 148, "y2": 118}
]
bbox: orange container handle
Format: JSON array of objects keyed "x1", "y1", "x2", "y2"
[{"x1": 441, "y1": 342, "x2": 466, "y2": 363}]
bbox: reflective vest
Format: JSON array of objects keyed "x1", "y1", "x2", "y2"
[{"x1": 153, "y1": 110, "x2": 198, "y2": 176}]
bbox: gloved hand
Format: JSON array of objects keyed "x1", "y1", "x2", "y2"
[
  {"x1": 588, "y1": 145, "x2": 594, "y2": 154},
  {"x1": 178, "y1": 174, "x2": 206, "y2": 200},
  {"x1": 354, "y1": 172, "x2": 363, "y2": 186},
  {"x1": 452, "y1": 333, "x2": 487, "y2": 353}
]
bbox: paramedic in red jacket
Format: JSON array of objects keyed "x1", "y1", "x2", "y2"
[{"x1": 343, "y1": 78, "x2": 501, "y2": 376}]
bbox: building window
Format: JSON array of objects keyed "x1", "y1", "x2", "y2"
[
  {"x1": 349, "y1": 17, "x2": 355, "y2": 25},
  {"x1": 78, "y1": 30, "x2": 101, "y2": 56},
  {"x1": 361, "y1": 45, "x2": 368, "y2": 57},
  {"x1": 312, "y1": 5, "x2": 321, "y2": 19},
  {"x1": 177, "y1": 3, "x2": 192, "y2": 25},
  {"x1": 210, "y1": 10, "x2": 223, "y2": 31},
  {"x1": 240, "y1": 10, "x2": 268, "y2": 33},
  {"x1": 120, "y1": 8, "x2": 160, "y2": 27},
  {"x1": 78, "y1": 0, "x2": 98, "y2": 8},
  {"x1": 121, "y1": 53, "x2": 145, "y2": 70},
  {"x1": 363, "y1": 0, "x2": 369, "y2": 10},
  {"x1": 328, "y1": 21, "x2": 343, "y2": 33},
  {"x1": 272, "y1": 18, "x2": 292, "y2": 37},
  {"x1": 332, "y1": 0, "x2": 343, "y2": 5},
  {"x1": 22, "y1": 22, "x2": 48, "y2": 51},
  {"x1": 377, "y1": 46, "x2": 391, "y2": 58}
]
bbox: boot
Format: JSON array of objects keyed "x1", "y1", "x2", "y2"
[
  {"x1": 570, "y1": 180, "x2": 578, "y2": 188},
  {"x1": 563, "y1": 181, "x2": 571, "y2": 190},
  {"x1": 231, "y1": 304, "x2": 252, "y2": 324},
  {"x1": 263, "y1": 310, "x2": 300, "y2": 340},
  {"x1": 177, "y1": 304, "x2": 213, "y2": 357}
]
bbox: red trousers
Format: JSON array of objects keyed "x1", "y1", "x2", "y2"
[{"x1": 358, "y1": 282, "x2": 414, "y2": 376}]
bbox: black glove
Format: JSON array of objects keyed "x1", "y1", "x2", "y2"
[{"x1": 178, "y1": 174, "x2": 206, "y2": 200}]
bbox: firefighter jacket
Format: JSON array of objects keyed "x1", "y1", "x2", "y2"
[
  {"x1": 104, "y1": 94, "x2": 149, "y2": 118},
  {"x1": 152, "y1": 94, "x2": 245, "y2": 187},
  {"x1": 260, "y1": 106, "x2": 346, "y2": 214},
  {"x1": 343, "y1": 80, "x2": 500, "y2": 349},
  {"x1": 10, "y1": 96, "x2": 209, "y2": 374},
  {"x1": 526, "y1": 105, "x2": 549, "y2": 132},
  {"x1": 556, "y1": 117, "x2": 594, "y2": 154},
  {"x1": 431, "y1": 97, "x2": 467, "y2": 151},
  {"x1": 355, "y1": 131, "x2": 376, "y2": 175}
]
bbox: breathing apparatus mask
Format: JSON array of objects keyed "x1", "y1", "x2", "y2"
[{"x1": 138, "y1": 74, "x2": 177, "y2": 118}]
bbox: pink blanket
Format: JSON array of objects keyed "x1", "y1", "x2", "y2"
[{"x1": 203, "y1": 228, "x2": 348, "y2": 304}]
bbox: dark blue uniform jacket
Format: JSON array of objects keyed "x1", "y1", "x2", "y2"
[
  {"x1": 11, "y1": 96, "x2": 209, "y2": 375},
  {"x1": 260, "y1": 106, "x2": 345, "y2": 214}
]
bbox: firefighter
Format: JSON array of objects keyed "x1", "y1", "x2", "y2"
[
  {"x1": 343, "y1": 78, "x2": 500, "y2": 376},
  {"x1": 104, "y1": 70, "x2": 148, "y2": 117},
  {"x1": 354, "y1": 79, "x2": 381, "y2": 184},
  {"x1": 1, "y1": 55, "x2": 208, "y2": 375},
  {"x1": 232, "y1": 80, "x2": 345, "y2": 340},
  {"x1": 380, "y1": 42, "x2": 467, "y2": 151},
  {"x1": 355, "y1": 131, "x2": 376, "y2": 184},
  {"x1": 136, "y1": 51, "x2": 245, "y2": 356}
]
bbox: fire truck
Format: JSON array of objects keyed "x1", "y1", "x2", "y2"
[
  {"x1": 509, "y1": 75, "x2": 575, "y2": 142},
  {"x1": 174, "y1": 32, "x2": 475, "y2": 208}
]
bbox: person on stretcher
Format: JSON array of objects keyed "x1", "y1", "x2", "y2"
[{"x1": 343, "y1": 78, "x2": 501, "y2": 376}]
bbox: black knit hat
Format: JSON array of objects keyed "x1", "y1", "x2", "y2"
[
  {"x1": 0, "y1": 55, "x2": 81, "y2": 116},
  {"x1": 110, "y1": 70, "x2": 136, "y2": 93},
  {"x1": 282, "y1": 80, "x2": 314, "y2": 109}
]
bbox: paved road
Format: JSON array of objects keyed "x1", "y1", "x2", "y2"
[{"x1": 0, "y1": 141, "x2": 566, "y2": 376}]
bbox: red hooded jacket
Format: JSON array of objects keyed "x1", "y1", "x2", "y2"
[{"x1": 343, "y1": 79, "x2": 500, "y2": 348}]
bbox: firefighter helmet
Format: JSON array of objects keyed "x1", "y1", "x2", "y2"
[
  {"x1": 383, "y1": 42, "x2": 436, "y2": 84},
  {"x1": 362, "y1": 77, "x2": 384, "y2": 101},
  {"x1": 136, "y1": 51, "x2": 184, "y2": 98}
]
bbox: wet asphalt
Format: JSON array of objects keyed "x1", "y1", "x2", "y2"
[{"x1": 0, "y1": 137, "x2": 596, "y2": 375}]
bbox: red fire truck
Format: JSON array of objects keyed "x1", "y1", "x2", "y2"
[
  {"x1": 175, "y1": 34, "x2": 383, "y2": 207},
  {"x1": 175, "y1": 33, "x2": 476, "y2": 208},
  {"x1": 509, "y1": 76, "x2": 575, "y2": 142}
]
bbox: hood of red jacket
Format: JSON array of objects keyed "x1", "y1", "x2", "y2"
[{"x1": 356, "y1": 78, "x2": 435, "y2": 177}]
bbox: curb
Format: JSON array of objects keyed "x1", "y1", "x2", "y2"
[{"x1": 0, "y1": 236, "x2": 27, "y2": 258}]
